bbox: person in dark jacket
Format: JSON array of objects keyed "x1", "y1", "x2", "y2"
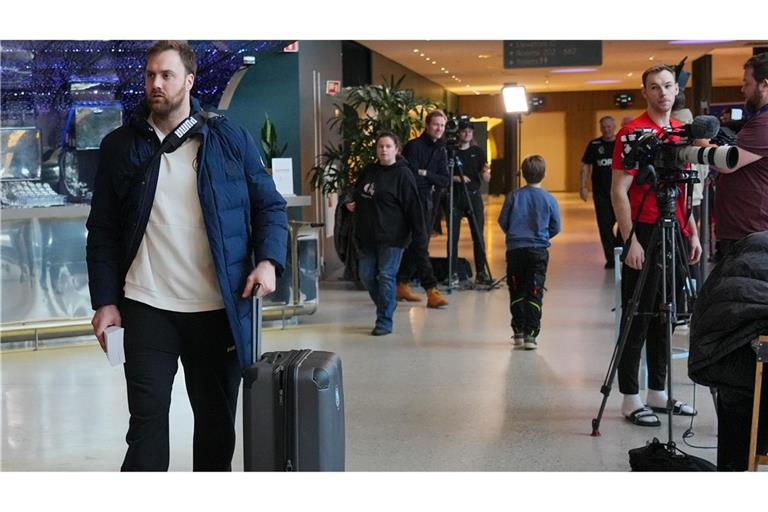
[
  {"x1": 346, "y1": 132, "x2": 427, "y2": 335},
  {"x1": 86, "y1": 41, "x2": 288, "y2": 471},
  {"x1": 689, "y1": 231, "x2": 768, "y2": 470},
  {"x1": 395, "y1": 110, "x2": 450, "y2": 309}
]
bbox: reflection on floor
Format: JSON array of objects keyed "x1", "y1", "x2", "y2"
[{"x1": 0, "y1": 193, "x2": 720, "y2": 471}]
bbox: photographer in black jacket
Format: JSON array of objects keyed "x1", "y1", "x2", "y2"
[
  {"x1": 396, "y1": 110, "x2": 450, "y2": 308},
  {"x1": 448, "y1": 120, "x2": 491, "y2": 283},
  {"x1": 346, "y1": 133, "x2": 428, "y2": 335}
]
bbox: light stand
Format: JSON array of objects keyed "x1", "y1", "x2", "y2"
[{"x1": 492, "y1": 84, "x2": 530, "y2": 289}]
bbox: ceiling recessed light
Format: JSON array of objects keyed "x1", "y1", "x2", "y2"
[
  {"x1": 477, "y1": 54, "x2": 491, "y2": 59},
  {"x1": 444, "y1": 70, "x2": 449, "y2": 74},
  {"x1": 649, "y1": 56, "x2": 655, "y2": 61},
  {"x1": 627, "y1": 72, "x2": 633, "y2": 77},
  {"x1": 420, "y1": 53, "x2": 424, "y2": 57},
  {"x1": 413, "y1": 49, "x2": 419, "y2": 53}
]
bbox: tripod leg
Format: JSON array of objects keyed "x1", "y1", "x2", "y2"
[
  {"x1": 592, "y1": 222, "x2": 662, "y2": 436},
  {"x1": 460, "y1": 180, "x2": 494, "y2": 282}
]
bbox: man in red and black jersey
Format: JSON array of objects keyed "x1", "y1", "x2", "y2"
[{"x1": 611, "y1": 64, "x2": 702, "y2": 427}]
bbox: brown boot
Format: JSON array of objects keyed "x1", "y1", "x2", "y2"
[
  {"x1": 426, "y1": 288, "x2": 449, "y2": 308},
  {"x1": 396, "y1": 282, "x2": 422, "y2": 302}
]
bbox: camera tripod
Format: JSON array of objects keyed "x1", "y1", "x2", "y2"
[
  {"x1": 591, "y1": 183, "x2": 696, "y2": 444},
  {"x1": 446, "y1": 150, "x2": 496, "y2": 292}
]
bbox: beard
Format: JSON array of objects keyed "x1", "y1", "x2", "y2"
[
  {"x1": 147, "y1": 86, "x2": 187, "y2": 118},
  {"x1": 745, "y1": 89, "x2": 763, "y2": 113}
]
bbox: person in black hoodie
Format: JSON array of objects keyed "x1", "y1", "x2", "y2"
[{"x1": 346, "y1": 132, "x2": 427, "y2": 335}]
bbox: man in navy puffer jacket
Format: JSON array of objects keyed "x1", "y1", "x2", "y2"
[{"x1": 86, "y1": 41, "x2": 287, "y2": 471}]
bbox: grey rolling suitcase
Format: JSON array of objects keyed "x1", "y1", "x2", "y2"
[{"x1": 242, "y1": 293, "x2": 345, "y2": 471}]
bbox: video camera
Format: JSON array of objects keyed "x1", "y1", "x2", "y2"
[
  {"x1": 444, "y1": 114, "x2": 471, "y2": 151},
  {"x1": 622, "y1": 115, "x2": 739, "y2": 187}
]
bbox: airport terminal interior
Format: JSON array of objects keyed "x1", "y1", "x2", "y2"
[{"x1": 1, "y1": 38, "x2": 767, "y2": 472}]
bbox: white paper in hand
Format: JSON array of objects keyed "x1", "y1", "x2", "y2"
[{"x1": 104, "y1": 326, "x2": 125, "y2": 367}]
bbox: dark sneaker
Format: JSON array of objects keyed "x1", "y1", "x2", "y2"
[
  {"x1": 371, "y1": 327, "x2": 391, "y2": 336},
  {"x1": 512, "y1": 334, "x2": 524, "y2": 347},
  {"x1": 523, "y1": 336, "x2": 538, "y2": 350}
]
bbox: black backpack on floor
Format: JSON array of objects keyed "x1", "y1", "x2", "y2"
[{"x1": 628, "y1": 438, "x2": 716, "y2": 471}]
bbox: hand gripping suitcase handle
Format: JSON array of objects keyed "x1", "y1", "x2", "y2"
[{"x1": 251, "y1": 284, "x2": 263, "y2": 364}]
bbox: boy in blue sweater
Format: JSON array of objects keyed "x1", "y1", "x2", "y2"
[{"x1": 498, "y1": 155, "x2": 561, "y2": 350}]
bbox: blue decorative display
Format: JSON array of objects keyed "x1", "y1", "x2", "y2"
[{"x1": 1, "y1": 40, "x2": 290, "y2": 149}]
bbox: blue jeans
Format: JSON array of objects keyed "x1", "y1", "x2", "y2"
[{"x1": 358, "y1": 246, "x2": 404, "y2": 332}]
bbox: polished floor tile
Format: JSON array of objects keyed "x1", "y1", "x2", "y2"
[{"x1": 0, "y1": 194, "x2": 720, "y2": 471}]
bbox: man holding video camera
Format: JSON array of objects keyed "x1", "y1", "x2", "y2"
[
  {"x1": 712, "y1": 53, "x2": 768, "y2": 260},
  {"x1": 611, "y1": 64, "x2": 702, "y2": 427},
  {"x1": 448, "y1": 120, "x2": 491, "y2": 283}
]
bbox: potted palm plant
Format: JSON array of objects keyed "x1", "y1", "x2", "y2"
[{"x1": 309, "y1": 75, "x2": 438, "y2": 194}]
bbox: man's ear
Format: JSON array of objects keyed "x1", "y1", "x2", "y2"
[{"x1": 186, "y1": 73, "x2": 195, "y2": 92}]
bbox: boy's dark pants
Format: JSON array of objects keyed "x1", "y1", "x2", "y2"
[{"x1": 506, "y1": 247, "x2": 549, "y2": 337}]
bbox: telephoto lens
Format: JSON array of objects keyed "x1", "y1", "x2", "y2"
[{"x1": 675, "y1": 145, "x2": 739, "y2": 169}]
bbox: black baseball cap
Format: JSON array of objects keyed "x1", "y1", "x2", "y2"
[{"x1": 458, "y1": 120, "x2": 474, "y2": 130}]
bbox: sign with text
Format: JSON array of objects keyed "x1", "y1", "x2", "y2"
[
  {"x1": 271, "y1": 158, "x2": 294, "y2": 197},
  {"x1": 503, "y1": 41, "x2": 602, "y2": 69}
]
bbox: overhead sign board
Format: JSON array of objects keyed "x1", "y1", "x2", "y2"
[{"x1": 503, "y1": 41, "x2": 602, "y2": 69}]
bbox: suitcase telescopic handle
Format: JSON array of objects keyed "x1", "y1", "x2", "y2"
[{"x1": 251, "y1": 284, "x2": 263, "y2": 364}]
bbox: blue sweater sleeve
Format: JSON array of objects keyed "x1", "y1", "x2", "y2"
[{"x1": 548, "y1": 194, "x2": 561, "y2": 239}]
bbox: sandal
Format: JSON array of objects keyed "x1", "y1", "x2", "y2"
[
  {"x1": 648, "y1": 401, "x2": 697, "y2": 416},
  {"x1": 625, "y1": 407, "x2": 661, "y2": 427}
]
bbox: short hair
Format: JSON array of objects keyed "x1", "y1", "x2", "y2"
[
  {"x1": 521, "y1": 155, "x2": 546, "y2": 184},
  {"x1": 744, "y1": 52, "x2": 768, "y2": 83},
  {"x1": 641, "y1": 64, "x2": 675, "y2": 88},
  {"x1": 425, "y1": 109, "x2": 447, "y2": 124},
  {"x1": 375, "y1": 131, "x2": 401, "y2": 150},
  {"x1": 599, "y1": 115, "x2": 615, "y2": 125},
  {"x1": 147, "y1": 40, "x2": 198, "y2": 76}
]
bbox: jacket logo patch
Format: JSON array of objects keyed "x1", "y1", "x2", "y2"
[{"x1": 362, "y1": 182, "x2": 375, "y2": 198}]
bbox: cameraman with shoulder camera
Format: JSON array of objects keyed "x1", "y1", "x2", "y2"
[
  {"x1": 448, "y1": 120, "x2": 491, "y2": 284},
  {"x1": 611, "y1": 64, "x2": 702, "y2": 427},
  {"x1": 395, "y1": 109, "x2": 450, "y2": 308},
  {"x1": 712, "y1": 53, "x2": 768, "y2": 261}
]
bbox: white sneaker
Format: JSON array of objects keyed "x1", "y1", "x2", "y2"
[
  {"x1": 512, "y1": 334, "x2": 524, "y2": 347},
  {"x1": 523, "y1": 336, "x2": 538, "y2": 350}
]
